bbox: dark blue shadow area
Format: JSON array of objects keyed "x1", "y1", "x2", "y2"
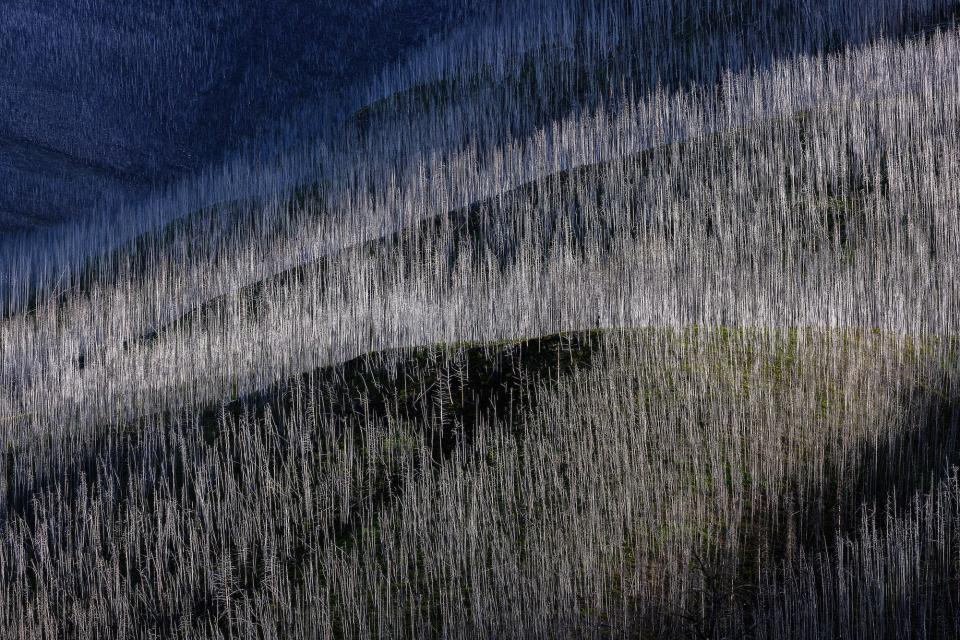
[{"x1": 0, "y1": 0, "x2": 479, "y2": 230}]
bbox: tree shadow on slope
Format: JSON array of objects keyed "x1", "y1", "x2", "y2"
[
  {"x1": 351, "y1": 0, "x2": 960, "y2": 159},
  {"x1": 673, "y1": 345, "x2": 960, "y2": 639},
  {"x1": 1, "y1": 330, "x2": 601, "y2": 638}
]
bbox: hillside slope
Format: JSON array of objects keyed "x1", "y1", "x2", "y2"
[{"x1": 1, "y1": 1, "x2": 960, "y2": 638}]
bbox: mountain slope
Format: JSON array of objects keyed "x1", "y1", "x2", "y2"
[{"x1": 2, "y1": 1, "x2": 960, "y2": 638}]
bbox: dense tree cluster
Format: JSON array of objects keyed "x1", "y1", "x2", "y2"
[{"x1": 1, "y1": 1, "x2": 958, "y2": 637}]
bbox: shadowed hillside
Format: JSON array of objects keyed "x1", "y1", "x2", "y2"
[{"x1": 0, "y1": 0, "x2": 475, "y2": 231}]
